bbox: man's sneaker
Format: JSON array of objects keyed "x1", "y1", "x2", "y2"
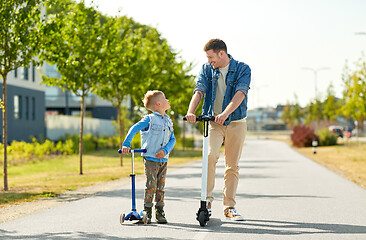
[{"x1": 224, "y1": 208, "x2": 244, "y2": 221}]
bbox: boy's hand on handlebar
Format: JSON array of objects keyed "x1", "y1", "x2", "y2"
[
  {"x1": 215, "y1": 113, "x2": 228, "y2": 125},
  {"x1": 121, "y1": 146, "x2": 130, "y2": 154},
  {"x1": 155, "y1": 150, "x2": 166, "y2": 159},
  {"x1": 185, "y1": 113, "x2": 197, "y2": 123}
]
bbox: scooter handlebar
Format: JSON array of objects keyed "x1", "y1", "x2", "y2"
[
  {"x1": 118, "y1": 149, "x2": 147, "y2": 154},
  {"x1": 183, "y1": 115, "x2": 216, "y2": 122}
]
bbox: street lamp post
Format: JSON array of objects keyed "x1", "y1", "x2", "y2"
[
  {"x1": 302, "y1": 67, "x2": 330, "y2": 132},
  {"x1": 302, "y1": 67, "x2": 330, "y2": 98}
]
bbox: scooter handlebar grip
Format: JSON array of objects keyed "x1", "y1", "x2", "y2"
[
  {"x1": 117, "y1": 149, "x2": 147, "y2": 153},
  {"x1": 131, "y1": 149, "x2": 147, "y2": 153},
  {"x1": 183, "y1": 115, "x2": 216, "y2": 121}
]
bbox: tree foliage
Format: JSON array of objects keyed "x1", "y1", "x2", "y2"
[
  {"x1": 0, "y1": 0, "x2": 46, "y2": 191},
  {"x1": 94, "y1": 14, "x2": 195, "y2": 164},
  {"x1": 322, "y1": 83, "x2": 341, "y2": 122},
  {"x1": 281, "y1": 94, "x2": 304, "y2": 127},
  {"x1": 40, "y1": 0, "x2": 104, "y2": 174},
  {"x1": 341, "y1": 56, "x2": 366, "y2": 136}
]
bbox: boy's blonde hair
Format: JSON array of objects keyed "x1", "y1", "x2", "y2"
[{"x1": 143, "y1": 90, "x2": 164, "y2": 111}]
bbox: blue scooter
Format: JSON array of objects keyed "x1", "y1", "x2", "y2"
[{"x1": 118, "y1": 148, "x2": 147, "y2": 224}]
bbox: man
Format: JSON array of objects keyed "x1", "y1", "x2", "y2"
[{"x1": 185, "y1": 39, "x2": 251, "y2": 221}]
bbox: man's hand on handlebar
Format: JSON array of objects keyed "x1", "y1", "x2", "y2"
[
  {"x1": 215, "y1": 113, "x2": 229, "y2": 125},
  {"x1": 185, "y1": 113, "x2": 197, "y2": 123}
]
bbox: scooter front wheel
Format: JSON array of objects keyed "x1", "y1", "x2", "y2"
[
  {"x1": 120, "y1": 213, "x2": 125, "y2": 224},
  {"x1": 198, "y1": 211, "x2": 208, "y2": 227}
]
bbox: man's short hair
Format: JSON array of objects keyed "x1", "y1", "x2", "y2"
[
  {"x1": 203, "y1": 39, "x2": 227, "y2": 53},
  {"x1": 143, "y1": 90, "x2": 164, "y2": 111}
]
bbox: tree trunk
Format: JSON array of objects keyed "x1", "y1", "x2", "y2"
[
  {"x1": 117, "y1": 104, "x2": 123, "y2": 166},
  {"x1": 79, "y1": 95, "x2": 85, "y2": 175},
  {"x1": 2, "y1": 74, "x2": 8, "y2": 191}
]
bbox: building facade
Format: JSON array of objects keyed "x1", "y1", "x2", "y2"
[
  {"x1": 44, "y1": 63, "x2": 118, "y2": 120},
  {"x1": 0, "y1": 64, "x2": 46, "y2": 143}
]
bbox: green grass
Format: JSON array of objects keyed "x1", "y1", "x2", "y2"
[{"x1": 0, "y1": 148, "x2": 202, "y2": 206}]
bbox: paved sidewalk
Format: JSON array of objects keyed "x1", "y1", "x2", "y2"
[{"x1": 0, "y1": 138, "x2": 365, "y2": 239}]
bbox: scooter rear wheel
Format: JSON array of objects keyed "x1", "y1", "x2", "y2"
[
  {"x1": 198, "y1": 211, "x2": 207, "y2": 227},
  {"x1": 120, "y1": 213, "x2": 125, "y2": 224}
]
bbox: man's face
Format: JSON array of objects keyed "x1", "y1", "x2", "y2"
[{"x1": 206, "y1": 49, "x2": 224, "y2": 69}]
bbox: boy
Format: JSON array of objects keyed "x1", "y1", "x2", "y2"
[{"x1": 121, "y1": 90, "x2": 176, "y2": 224}]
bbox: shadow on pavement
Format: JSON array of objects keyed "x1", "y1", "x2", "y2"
[
  {"x1": 0, "y1": 229, "x2": 176, "y2": 240},
  {"x1": 157, "y1": 218, "x2": 366, "y2": 236},
  {"x1": 0, "y1": 229, "x2": 182, "y2": 240}
]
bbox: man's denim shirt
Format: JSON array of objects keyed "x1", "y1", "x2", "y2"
[{"x1": 194, "y1": 54, "x2": 251, "y2": 126}]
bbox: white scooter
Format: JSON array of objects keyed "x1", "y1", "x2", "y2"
[{"x1": 184, "y1": 115, "x2": 215, "y2": 227}]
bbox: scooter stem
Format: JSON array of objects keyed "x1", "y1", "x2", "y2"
[{"x1": 201, "y1": 120, "x2": 209, "y2": 201}]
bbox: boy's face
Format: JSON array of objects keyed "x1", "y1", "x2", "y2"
[{"x1": 157, "y1": 93, "x2": 170, "y2": 111}]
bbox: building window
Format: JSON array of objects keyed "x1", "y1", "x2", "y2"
[
  {"x1": 14, "y1": 95, "x2": 19, "y2": 119},
  {"x1": 25, "y1": 96, "x2": 29, "y2": 120},
  {"x1": 14, "y1": 95, "x2": 22, "y2": 119},
  {"x1": 32, "y1": 65, "x2": 35, "y2": 82},
  {"x1": 23, "y1": 67, "x2": 29, "y2": 80},
  {"x1": 32, "y1": 97, "x2": 36, "y2": 120},
  {"x1": 14, "y1": 68, "x2": 18, "y2": 78}
]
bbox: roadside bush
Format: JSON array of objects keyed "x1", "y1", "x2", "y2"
[
  {"x1": 3, "y1": 134, "x2": 123, "y2": 165},
  {"x1": 83, "y1": 133, "x2": 97, "y2": 152},
  {"x1": 317, "y1": 128, "x2": 338, "y2": 146},
  {"x1": 131, "y1": 133, "x2": 141, "y2": 149},
  {"x1": 291, "y1": 125, "x2": 318, "y2": 147},
  {"x1": 8, "y1": 141, "x2": 35, "y2": 163},
  {"x1": 97, "y1": 137, "x2": 108, "y2": 149},
  {"x1": 175, "y1": 137, "x2": 195, "y2": 149}
]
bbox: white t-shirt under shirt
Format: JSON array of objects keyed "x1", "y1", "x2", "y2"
[
  {"x1": 213, "y1": 63, "x2": 246, "y2": 123},
  {"x1": 213, "y1": 63, "x2": 229, "y2": 115}
]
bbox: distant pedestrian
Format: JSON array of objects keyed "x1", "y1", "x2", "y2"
[
  {"x1": 121, "y1": 90, "x2": 176, "y2": 224},
  {"x1": 185, "y1": 39, "x2": 251, "y2": 221}
]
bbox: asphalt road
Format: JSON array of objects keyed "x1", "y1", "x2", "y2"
[{"x1": 1, "y1": 138, "x2": 366, "y2": 240}]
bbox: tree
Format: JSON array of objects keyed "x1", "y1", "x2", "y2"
[
  {"x1": 305, "y1": 96, "x2": 324, "y2": 131},
  {"x1": 323, "y1": 83, "x2": 341, "y2": 122},
  {"x1": 95, "y1": 16, "x2": 195, "y2": 165},
  {"x1": 341, "y1": 56, "x2": 366, "y2": 137},
  {"x1": 40, "y1": 1, "x2": 104, "y2": 174},
  {"x1": 281, "y1": 94, "x2": 304, "y2": 128},
  {"x1": 95, "y1": 15, "x2": 147, "y2": 166},
  {"x1": 0, "y1": 0, "x2": 46, "y2": 191}
]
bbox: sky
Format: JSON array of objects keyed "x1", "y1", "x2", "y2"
[{"x1": 84, "y1": 0, "x2": 366, "y2": 110}]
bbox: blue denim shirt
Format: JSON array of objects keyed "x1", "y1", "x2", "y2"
[
  {"x1": 194, "y1": 54, "x2": 251, "y2": 126},
  {"x1": 122, "y1": 112, "x2": 175, "y2": 162}
]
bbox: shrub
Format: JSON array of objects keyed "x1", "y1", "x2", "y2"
[
  {"x1": 83, "y1": 133, "x2": 97, "y2": 152},
  {"x1": 317, "y1": 128, "x2": 338, "y2": 146},
  {"x1": 131, "y1": 133, "x2": 141, "y2": 149},
  {"x1": 291, "y1": 125, "x2": 318, "y2": 147}
]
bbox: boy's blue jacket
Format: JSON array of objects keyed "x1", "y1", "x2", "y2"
[
  {"x1": 194, "y1": 54, "x2": 251, "y2": 126},
  {"x1": 122, "y1": 112, "x2": 175, "y2": 163}
]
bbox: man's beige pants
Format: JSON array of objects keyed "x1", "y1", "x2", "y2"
[{"x1": 207, "y1": 121, "x2": 247, "y2": 211}]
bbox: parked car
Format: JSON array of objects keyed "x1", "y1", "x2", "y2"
[{"x1": 328, "y1": 125, "x2": 344, "y2": 138}]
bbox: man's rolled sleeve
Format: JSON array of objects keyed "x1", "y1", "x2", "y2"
[
  {"x1": 234, "y1": 65, "x2": 251, "y2": 96},
  {"x1": 193, "y1": 66, "x2": 208, "y2": 94}
]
